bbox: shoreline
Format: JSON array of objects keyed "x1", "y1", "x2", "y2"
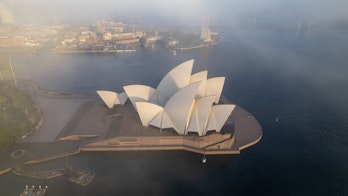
[
  {"x1": 35, "y1": 49, "x2": 136, "y2": 54},
  {"x1": 1, "y1": 41, "x2": 219, "y2": 55},
  {"x1": 175, "y1": 42, "x2": 217, "y2": 51}
]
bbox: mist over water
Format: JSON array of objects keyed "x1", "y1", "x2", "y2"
[
  {"x1": 2, "y1": 27, "x2": 348, "y2": 195},
  {"x1": 9, "y1": 0, "x2": 348, "y2": 25}
]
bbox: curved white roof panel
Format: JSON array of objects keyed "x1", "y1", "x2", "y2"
[
  {"x1": 135, "y1": 102, "x2": 163, "y2": 126},
  {"x1": 206, "y1": 104, "x2": 235, "y2": 134},
  {"x1": 97, "y1": 90, "x2": 118, "y2": 109},
  {"x1": 206, "y1": 77, "x2": 225, "y2": 103},
  {"x1": 150, "y1": 110, "x2": 172, "y2": 129},
  {"x1": 190, "y1": 70, "x2": 207, "y2": 98},
  {"x1": 97, "y1": 59, "x2": 234, "y2": 136},
  {"x1": 123, "y1": 85, "x2": 157, "y2": 110},
  {"x1": 165, "y1": 82, "x2": 200, "y2": 135},
  {"x1": 157, "y1": 59, "x2": 194, "y2": 102},
  {"x1": 117, "y1": 92, "x2": 128, "y2": 105},
  {"x1": 187, "y1": 96, "x2": 215, "y2": 136}
]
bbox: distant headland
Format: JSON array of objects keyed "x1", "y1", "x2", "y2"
[{"x1": 0, "y1": 20, "x2": 220, "y2": 54}]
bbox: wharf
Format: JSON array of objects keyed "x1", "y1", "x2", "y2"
[{"x1": 67, "y1": 170, "x2": 95, "y2": 186}]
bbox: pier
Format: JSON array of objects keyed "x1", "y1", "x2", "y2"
[{"x1": 66, "y1": 170, "x2": 95, "y2": 186}]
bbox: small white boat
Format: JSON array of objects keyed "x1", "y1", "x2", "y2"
[{"x1": 202, "y1": 155, "x2": 207, "y2": 163}]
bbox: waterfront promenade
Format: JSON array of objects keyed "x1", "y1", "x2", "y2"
[{"x1": 17, "y1": 79, "x2": 95, "y2": 142}]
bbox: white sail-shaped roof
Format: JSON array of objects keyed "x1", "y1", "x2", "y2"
[
  {"x1": 164, "y1": 82, "x2": 200, "y2": 135},
  {"x1": 135, "y1": 102, "x2": 163, "y2": 126},
  {"x1": 97, "y1": 90, "x2": 118, "y2": 109},
  {"x1": 117, "y1": 92, "x2": 128, "y2": 105},
  {"x1": 156, "y1": 59, "x2": 194, "y2": 103},
  {"x1": 206, "y1": 104, "x2": 235, "y2": 134},
  {"x1": 150, "y1": 110, "x2": 172, "y2": 129},
  {"x1": 190, "y1": 70, "x2": 207, "y2": 98},
  {"x1": 97, "y1": 91, "x2": 128, "y2": 108},
  {"x1": 206, "y1": 77, "x2": 225, "y2": 103},
  {"x1": 187, "y1": 96, "x2": 215, "y2": 136},
  {"x1": 97, "y1": 59, "x2": 235, "y2": 136},
  {"x1": 123, "y1": 85, "x2": 157, "y2": 110}
]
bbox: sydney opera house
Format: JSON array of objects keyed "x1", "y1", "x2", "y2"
[
  {"x1": 0, "y1": 59, "x2": 265, "y2": 179},
  {"x1": 54, "y1": 59, "x2": 262, "y2": 155},
  {"x1": 0, "y1": 59, "x2": 262, "y2": 177},
  {"x1": 46, "y1": 60, "x2": 262, "y2": 154},
  {"x1": 97, "y1": 59, "x2": 235, "y2": 137},
  {"x1": 0, "y1": 59, "x2": 265, "y2": 186}
]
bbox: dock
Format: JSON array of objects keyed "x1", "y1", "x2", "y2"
[{"x1": 66, "y1": 170, "x2": 95, "y2": 186}]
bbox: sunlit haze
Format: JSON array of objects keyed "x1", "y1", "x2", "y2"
[
  {"x1": 1, "y1": 0, "x2": 348, "y2": 195},
  {"x1": 4, "y1": 0, "x2": 348, "y2": 24}
]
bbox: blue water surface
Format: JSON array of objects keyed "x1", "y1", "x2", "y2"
[{"x1": 2, "y1": 27, "x2": 348, "y2": 195}]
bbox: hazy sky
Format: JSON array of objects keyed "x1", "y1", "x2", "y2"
[{"x1": 6, "y1": 0, "x2": 348, "y2": 24}]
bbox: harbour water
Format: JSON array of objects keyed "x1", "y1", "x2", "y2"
[{"x1": 1, "y1": 27, "x2": 348, "y2": 195}]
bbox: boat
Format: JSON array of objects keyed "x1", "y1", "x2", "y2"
[{"x1": 202, "y1": 155, "x2": 207, "y2": 163}]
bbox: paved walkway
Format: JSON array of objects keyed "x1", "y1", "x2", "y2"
[
  {"x1": 231, "y1": 106, "x2": 263, "y2": 150},
  {"x1": 23, "y1": 97, "x2": 91, "y2": 142}
]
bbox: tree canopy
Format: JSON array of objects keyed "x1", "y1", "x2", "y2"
[{"x1": 0, "y1": 81, "x2": 39, "y2": 149}]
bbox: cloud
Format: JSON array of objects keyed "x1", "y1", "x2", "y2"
[{"x1": 11, "y1": 0, "x2": 348, "y2": 24}]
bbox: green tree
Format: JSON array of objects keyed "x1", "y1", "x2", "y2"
[{"x1": 0, "y1": 81, "x2": 38, "y2": 149}]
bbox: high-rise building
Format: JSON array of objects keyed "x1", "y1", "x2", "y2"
[
  {"x1": 0, "y1": 59, "x2": 16, "y2": 85},
  {"x1": 0, "y1": 3, "x2": 13, "y2": 24},
  {"x1": 200, "y1": 21, "x2": 212, "y2": 42}
]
